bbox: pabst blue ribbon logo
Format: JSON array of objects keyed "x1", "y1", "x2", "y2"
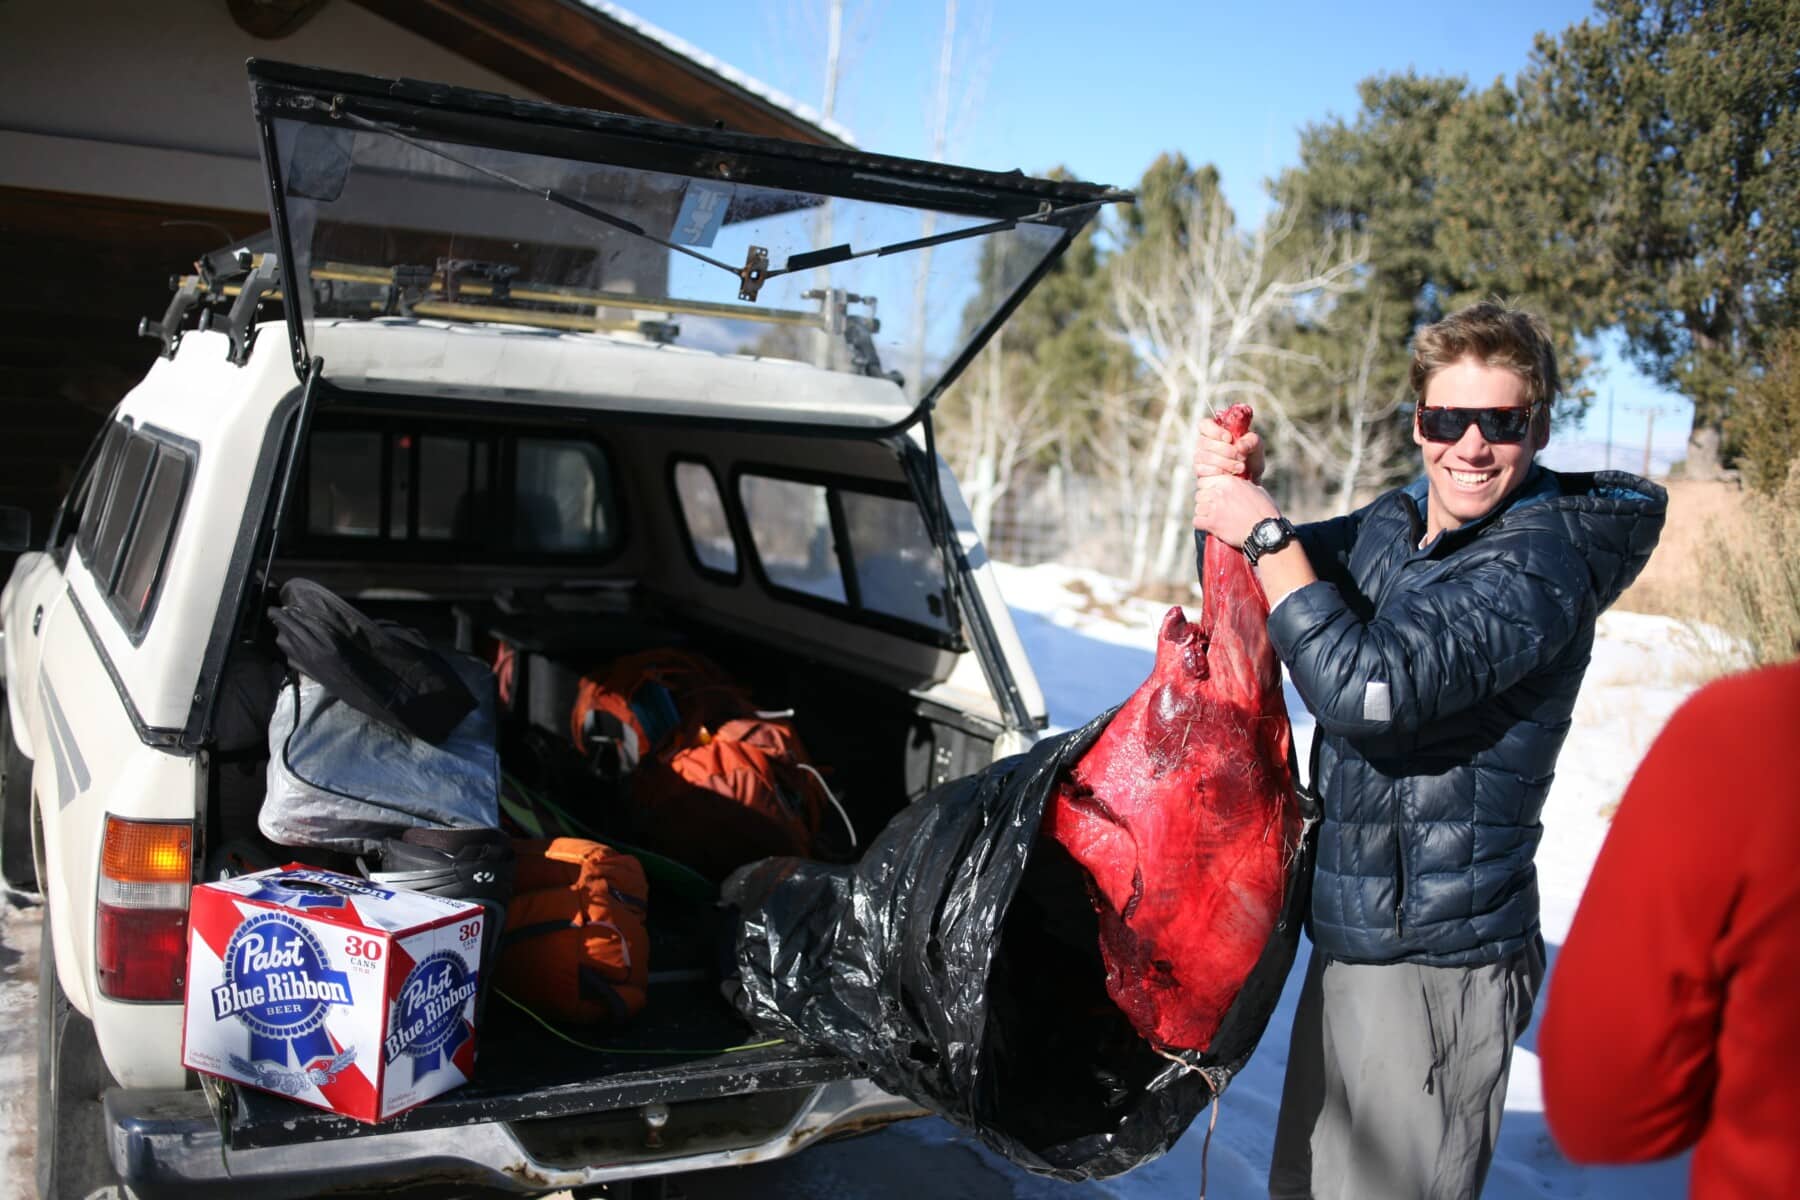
[
  {"x1": 384, "y1": 951, "x2": 478, "y2": 1082},
  {"x1": 241, "y1": 870, "x2": 394, "y2": 910},
  {"x1": 211, "y1": 912, "x2": 353, "y2": 1071}
]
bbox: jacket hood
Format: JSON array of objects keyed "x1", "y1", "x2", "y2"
[
  {"x1": 1499, "y1": 468, "x2": 1667, "y2": 611},
  {"x1": 1400, "y1": 466, "x2": 1667, "y2": 612}
]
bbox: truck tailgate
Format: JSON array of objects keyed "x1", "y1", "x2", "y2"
[{"x1": 222, "y1": 980, "x2": 858, "y2": 1150}]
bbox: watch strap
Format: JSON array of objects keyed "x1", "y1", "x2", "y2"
[{"x1": 1243, "y1": 516, "x2": 1297, "y2": 566}]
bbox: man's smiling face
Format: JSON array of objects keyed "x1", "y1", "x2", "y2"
[{"x1": 1413, "y1": 356, "x2": 1548, "y2": 539}]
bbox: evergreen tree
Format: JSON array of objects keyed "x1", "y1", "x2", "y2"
[
  {"x1": 1507, "y1": 0, "x2": 1800, "y2": 473},
  {"x1": 1275, "y1": 73, "x2": 1476, "y2": 414}
]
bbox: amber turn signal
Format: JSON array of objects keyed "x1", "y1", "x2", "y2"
[{"x1": 100, "y1": 815, "x2": 192, "y2": 884}]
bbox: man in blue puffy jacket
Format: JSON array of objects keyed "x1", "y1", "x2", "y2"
[{"x1": 1191, "y1": 300, "x2": 1665, "y2": 1200}]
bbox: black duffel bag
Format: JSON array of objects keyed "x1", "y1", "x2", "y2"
[{"x1": 268, "y1": 578, "x2": 476, "y2": 744}]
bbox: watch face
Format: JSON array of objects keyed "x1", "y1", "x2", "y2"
[{"x1": 1253, "y1": 520, "x2": 1281, "y2": 550}]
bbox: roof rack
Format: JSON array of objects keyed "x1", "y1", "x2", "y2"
[
  {"x1": 140, "y1": 240, "x2": 893, "y2": 377},
  {"x1": 139, "y1": 232, "x2": 282, "y2": 363}
]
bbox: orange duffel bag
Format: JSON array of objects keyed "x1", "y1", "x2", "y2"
[
  {"x1": 631, "y1": 717, "x2": 832, "y2": 880},
  {"x1": 495, "y1": 838, "x2": 649, "y2": 1025}
]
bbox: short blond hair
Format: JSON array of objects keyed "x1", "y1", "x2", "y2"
[{"x1": 1410, "y1": 300, "x2": 1558, "y2": 434}]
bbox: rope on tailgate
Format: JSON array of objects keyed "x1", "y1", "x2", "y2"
[{"x1": 496, "y1": 988, "x2": 785, "y2": 1056}]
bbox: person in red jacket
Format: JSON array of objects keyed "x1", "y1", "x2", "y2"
[{"x1": 1539, "y1": 657, "x2": 1800, "y2": 1199}]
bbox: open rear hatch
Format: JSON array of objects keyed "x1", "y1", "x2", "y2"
[{"x1": 247, "y1": 59, "x2": 1129, "y2": 431}]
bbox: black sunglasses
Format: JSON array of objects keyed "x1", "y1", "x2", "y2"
[{"x1": 1417, "y1": 404, "x2": 1535, "y2": 445}]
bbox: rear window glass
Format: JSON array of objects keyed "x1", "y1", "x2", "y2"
[
  {"x1": 389, "y1": 433, "x2": 414, "y2": 539},
  {"x1": 417, "y1": 435, "x2": 485, "y2": 541},
  {"x1": 672, "y1": 461, "x2": 737, "y2": 576},
  {"x1": 307, "y1": 431, "x2": 382, "y2": 538},
  {"x1": 113, "y1": 447, "x2": 190, "y2": 625},
  {"x1": 740, "y1": 476, "x2": 845, "y2": 603},
  {"x1": 514, "y1": 439, "x2": 615, "y2": 554},
  {"x1": 841, "y1": 491, "x2": 950, "y2": 632},
  {"x1": 90, "y1": 434, "x2": 155, "y2": 589},
  {"x1": 298, "y1": 424, "x2": 617, "y2": 560}
]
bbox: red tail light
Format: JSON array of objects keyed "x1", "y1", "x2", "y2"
[
  {"x1": 96, "y1": 906, "x2": 189, "y2": 1000},
  {"x1": 96, "y1": 816, "x2": 191, "y2": 1002}
]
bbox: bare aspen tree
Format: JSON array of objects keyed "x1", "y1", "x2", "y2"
[
  {"x1": 906, "y1": 0, "x2": 992, "y2": 402},
  {"x1": 820, "y1": 0, "x2": 843, "y2": 122},
  {"x1": 1107, "y1": 192, "x2": 1365, "y2": 584},
  {"x1": 1328, "y1": 300, "x2": 1405, "y2": 515},
  {"x1": 906, "y1": 0, "x2": 957, "y2": 400},
  {"x1": 946, "y1": 334, "x2": 1066, "y2": 544}
]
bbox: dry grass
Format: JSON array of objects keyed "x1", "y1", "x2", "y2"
[
  {"x1": 1129, "y1": 578, "x2": 1196, "y2": 609},
  {"x1": 1618, "y1": 475, "x2": 1800, "y2": 670},
  {"x1": 1700, "y1": 474, "x2": 1800, "y2": 668},
  {"x1": 1612, "y1": 479, "x2": 1742, "y2": 620},
  {"x1": 1064, "y1": 577, "x2": 1113, "y2": 621}
]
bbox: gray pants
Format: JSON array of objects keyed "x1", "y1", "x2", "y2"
[{"x1": 1268, "y1": 939, "x2": 1545, "y2": 1200}]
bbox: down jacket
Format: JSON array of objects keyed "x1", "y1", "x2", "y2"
[{"x1": 1266, "y1": 466, "x2": 1665, "y2": 966}]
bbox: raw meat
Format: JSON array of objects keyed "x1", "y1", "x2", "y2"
[{"x1": 1042, "y1": 403, "x2": 1301, "y2": 1054}]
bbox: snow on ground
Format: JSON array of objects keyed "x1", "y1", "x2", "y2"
[
  {"x1": 993, "y1": 560, "x2": 1704, "y2": 1199},
  {"x1": 0, "y1": 890, "x2": 39, "y2": 1200},
  {"x1": 0, "y1": 564, "x2": 1716, "y2": 1198}
]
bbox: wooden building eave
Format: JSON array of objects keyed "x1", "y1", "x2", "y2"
[{"x1": 351, "y1": 0, "x2": 853, "y2": 148}]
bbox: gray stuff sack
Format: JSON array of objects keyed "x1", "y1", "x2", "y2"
[{"x1": 261, "y1": 651, "x2": 500, "y2": 855}]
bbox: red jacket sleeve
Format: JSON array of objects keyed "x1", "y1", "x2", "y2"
[{"x1": 1539, "y1": 670, "x2": 1758, "y2": 1161}]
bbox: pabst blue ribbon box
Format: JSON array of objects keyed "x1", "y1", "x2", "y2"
[{"x1": 182, "y1": 865, "x2": 485, "y2": 1123}]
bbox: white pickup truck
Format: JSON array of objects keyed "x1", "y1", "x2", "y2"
[{"x1": 0, "y1": 61, "x2": 1124, "y2": 1199}]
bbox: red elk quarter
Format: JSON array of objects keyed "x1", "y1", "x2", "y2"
[{"x1": 1044, "y1": 403, "x2": 1303, "y2": 1054}]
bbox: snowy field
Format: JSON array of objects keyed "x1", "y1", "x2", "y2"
[{"x1": 0, "y1": 562, "x2": 1712, "y2": 1198}]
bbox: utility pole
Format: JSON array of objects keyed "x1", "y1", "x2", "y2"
[
  {"x1": 1604, "y1": 387, "x2": 1614, "y2": 470},
  {"x1": 1642, "y1": 409, "x2": 1656, "y2": 478}
]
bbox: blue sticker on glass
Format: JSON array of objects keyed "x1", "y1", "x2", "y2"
[
  {"x1": 672, "y1": 181, "x2": 733, "y2": 247},
  {"x1": 384, "y1": 950, "x2": 478, "y2": 1082},
  {"x1": 212, "y1": 911, "x2": 353, "y2": 1072}
]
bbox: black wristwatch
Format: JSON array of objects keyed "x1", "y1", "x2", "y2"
[{"x1": 1242, "y1": 516, "x2": 1298, "y2": 566}]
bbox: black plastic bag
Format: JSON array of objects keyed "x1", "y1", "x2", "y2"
[
  {"x1": 269, "y1": 578, "x2": 476, "y2": 743},
  {"x1": 724, "y1": 709, "x2": 1316, "y2": 1180}
]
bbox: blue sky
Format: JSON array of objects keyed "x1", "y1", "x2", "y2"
[{"x1": 627, "y1": 0, "x2": 1694, "y2": 468}]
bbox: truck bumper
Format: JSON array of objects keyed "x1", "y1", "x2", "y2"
[{"x1": 107, "y1": 1078, "x2": 926, "y2": 1198}]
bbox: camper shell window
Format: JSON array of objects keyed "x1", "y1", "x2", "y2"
[
  {"x1": 735, "y1": 466, "x2": 955, "y2": 646},
  {"x1": 670, "y1": 459, "x2": 739, "y2": 580},
  {"x1": 292, "y1": 419, "x2": 620, "y2": 562},
  {"x1": 74, "y1": 421, "x2": 195, "y2": 638}
]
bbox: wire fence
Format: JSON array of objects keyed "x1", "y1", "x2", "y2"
[{"x1": 978, "y1": 469, "x2": 1158, "y2": 577}]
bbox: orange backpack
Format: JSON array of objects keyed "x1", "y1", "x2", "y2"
[
  {"x1": 568, "y1": 650, "x2": 839, "y2": 879},
  {"x1": 495, "y1": 838, "x2": 649, "y2": 1025},
  {"x1": 569, "y1": 649, "x2": 749, "y2": 774}
]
